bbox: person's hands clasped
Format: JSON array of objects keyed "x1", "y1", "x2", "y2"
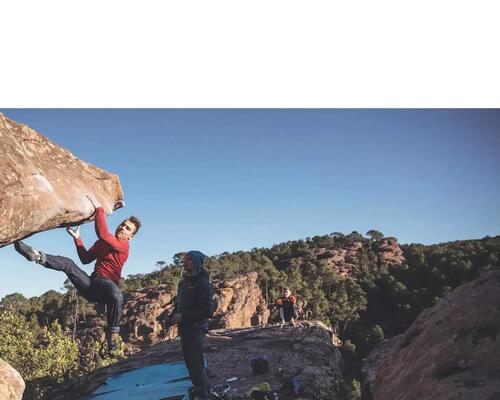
[
  {"x1": 163, "y1": 313, "x2": 182, "y2": 328},
  {"x1": 170, "y1": 313, "x2": 182, "y2": 325}
]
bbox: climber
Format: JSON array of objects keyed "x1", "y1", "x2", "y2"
[
  {"x1": 276, "y1": 288, "x2": 298, "y2": 327},
  {"x1": 163, "y1": 251, "x2": 215, "y2": 400},
  {"x1": 13, "y1": 195, "x2": 141, "y2": 355}
]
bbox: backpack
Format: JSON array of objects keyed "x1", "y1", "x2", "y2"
[
  {"x1": 281, "y1": 378, "x2": 304, "y2": 395},
  {"x1": 251, "y1": 357, "x2": 269, "y2": 375}
]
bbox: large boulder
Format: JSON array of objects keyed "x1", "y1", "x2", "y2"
[
  {"x1": 362, "y1": 266, "x2": 500, "y2": 400},
  {"x1": 0, "y1": 359, "x2": 25, "y2": 400},
  {"x1": 0, "y1": 113, "x2": 124, "y2": 247},
  {"x1": 49, "y1": 321, "x2": 349, "y2": 400}
]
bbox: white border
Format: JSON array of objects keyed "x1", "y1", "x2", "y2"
[{"x1": 1, "y1": 1, "x2": 499, "y2": 107}]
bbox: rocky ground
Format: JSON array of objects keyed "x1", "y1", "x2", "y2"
[{"x1": 49, "y1": 321, "x2": 348, "y2": 400}]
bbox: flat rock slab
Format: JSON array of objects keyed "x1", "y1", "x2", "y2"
[
  {"x1": 0, "y1": 113, "x2": 124, "y2": 247},
  {"x1": 49, "y1": 322, "x2": 349, "y2": 400}
]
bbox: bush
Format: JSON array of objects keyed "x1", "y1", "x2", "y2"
[{"x1": 0, "y1": 308, "x2": 79, "y2": 399}]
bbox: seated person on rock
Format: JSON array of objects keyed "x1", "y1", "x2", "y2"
[
  {"x1": 276, "y1": 287, "x2": 298, "y2": 327},
  {"x1": 14, "y1": 196, "x2": 141, "y2": 354}
]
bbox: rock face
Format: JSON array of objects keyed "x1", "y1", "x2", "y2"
[
  {"x1": 0, "y1": 359, "x2": 25, "y2": 400},
  {"x1": 362, "y1": 266, "x2": 500, "y2": 400},
  {"x1": 80, "y1": 272, "x2": 270, "y2": 355},
  {"x1": 0, "y1": 113, "x2": 124, "y2": 247},
  {"x1": 314, "y1": 241, "x2": 365, "y2": 277},
  {"x1": 120, "y1": 284, "x2": 178, "y2": 353},
  {"x1": 313, "y1": 238, "x2": 405, "y2": 277},
  {"x1": 49, "y1": 321, "x2": 349, "y2": 400},
  {"x1": 375, "y1": 237, "x2": 406, "y2": 267},
  {"x1": 211, "y1": 272, "x2": 270, "y2": 329}
]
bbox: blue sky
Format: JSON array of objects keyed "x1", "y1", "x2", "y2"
[{"x1": 1, "y1": 109, "x2": 499, "y2": 299}]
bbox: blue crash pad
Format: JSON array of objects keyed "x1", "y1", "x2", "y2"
[{"x1": 86, "y1": 361, "x2": 192, "y2": 400}]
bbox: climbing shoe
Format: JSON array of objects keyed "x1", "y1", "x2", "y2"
[
  {"x1": 14, "y1": 241, "x2": 43, "y2": 263},
  {"x1": 210, "y1": 383, "x2": 230, "y2": 399},
  {"x1": 187, "y1": 386, "x2": 210, "y2": 400},
  {"x1": 106, "y1": 331, "x2": 121, "y2": 356}
]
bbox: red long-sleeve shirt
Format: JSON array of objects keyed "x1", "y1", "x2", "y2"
[
  {"x1": 276, "y1": 295, "x2": 297, "y2": 321},
  {"x1": 74, "y1": 207, "x2": 129, "y2": 286}
]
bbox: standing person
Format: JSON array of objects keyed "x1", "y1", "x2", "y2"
[
  {"x1": 276, "y1": 288, "x2": 298, "y2": 327},
  {"x1": 13, "y1": 196, "x2": 141, "y2": 354},
  {"x1": 165, "y1": 251, "x2": 214, "y2": 400}
]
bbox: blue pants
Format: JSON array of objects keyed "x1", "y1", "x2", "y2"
[
  {"x1": 180, "y1": 330, "x2": 209, "y2": 398},
  {"x1": 43, "y1": 254, "x2": 123, "y2": 331}
]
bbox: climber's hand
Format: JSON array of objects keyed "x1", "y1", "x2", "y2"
[
  {"x1": 66, "y1": 226, "x2": 80, "y2": 240},
  {"x1": 113, "y1": 200, "x2": 125, "y2": 211},
  {"x1": 86, "y1": 195, "x2": 101, "y2": 210}
]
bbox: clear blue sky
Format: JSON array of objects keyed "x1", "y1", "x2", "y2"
[{"x1": 1, "y1": 109, "x2": 499, "y2": 299}]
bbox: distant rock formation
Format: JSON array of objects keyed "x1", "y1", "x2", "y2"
[
  {"x1": 362, "y1": 266, "x2": 500, "y2": 400},
  {"x1": 78, "y1": 272, "x2": 270, "y2": 355},
  {"x1": 211, "y1": 272, "x2": 270, "y2": 329},
  {"x1": 0, "y1": 113, "x2": 124, "y2": 247},
  {"x1": 0, "y1": 359, "x2": 25, "y2": 400},
  {"x1": 311, "y1": 238, "x2": 405, "y2": 277},
  {"x1": 119, "y1": 283, "x2": 177, "y2": 353},
  {"x1": 375, "y1": 237, "x2": 405, "y2": 267},
  {"x1": 49, "y1": 321, "x2": 348, "y2": 400}
]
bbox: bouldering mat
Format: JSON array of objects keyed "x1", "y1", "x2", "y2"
[{"x1": 85, "y1": 361, "x2": 192, "y2": 400}]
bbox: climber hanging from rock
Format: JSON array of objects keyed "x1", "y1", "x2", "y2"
[{"x1": 13, "y1": 195, "x2": 141, "y2": 355}]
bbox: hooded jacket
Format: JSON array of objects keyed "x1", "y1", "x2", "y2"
[{"x1": 175, "y1": 251, "x2": 215, "y2": 334}]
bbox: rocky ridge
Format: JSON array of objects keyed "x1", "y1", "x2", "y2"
[
  {"x1": 362, "y1": 266, "x2": 500, "y2": 400},
  {"x1": 282, "y1": 237, "x2": 405, "y2": 278}
]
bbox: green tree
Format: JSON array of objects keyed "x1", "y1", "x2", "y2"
[
  {"x1": 329, "y1": 277, "x2": 368, "y2": 337},
  {"x1": 366, "y1": 230, "x2": 384, "y2": 241},
  {"x1": 367, "y1": 324, "x2": 384, "y2": 346},
  {"x1": 0, "y1": 293, "x2": 30, "y2": 314},
  {"x1": 0, "y1": 308, "x2": 79, "y2": 399}
]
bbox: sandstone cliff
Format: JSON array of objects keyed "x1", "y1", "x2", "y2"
[
  {"x1": 374, "y1": 237, "x2": 405, "y2": 267},
  {"x1": 211, "y1": 272, "x2": 270, "y2": 329},
  {"x1": 362, "y1": 266, "x2": 500, "y2": 400},
  {"x1": 0, "y1": 113, "x2": 124, "y2": 247},
  {"x1": 284, "y1": 237, "x2": 405, "y2": 278}
]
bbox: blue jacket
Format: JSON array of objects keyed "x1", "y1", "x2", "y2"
[{"x1": 175, "y1": 251, "x2": 215, "y2": 334}]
